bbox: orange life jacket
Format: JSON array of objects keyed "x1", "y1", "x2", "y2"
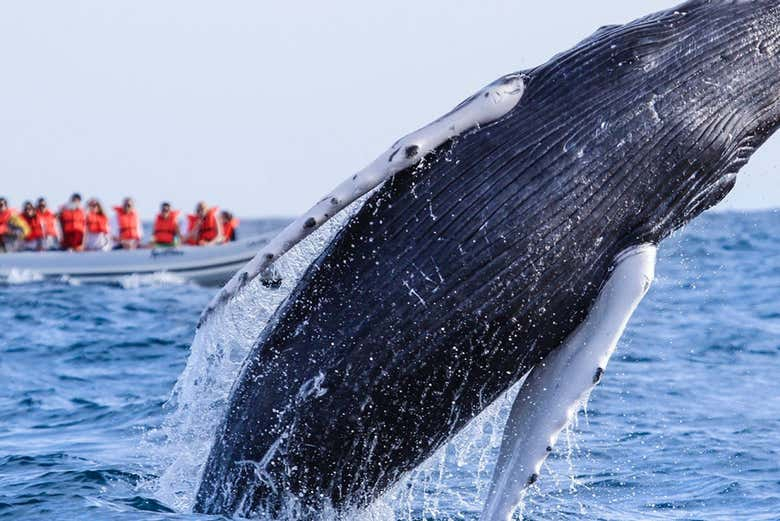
[
  {"x1": 86, "y1": 211, "x2": 109, "y2": 234},
  {"x1": 0, "y1": 208, "x2": 15, "y2": 235},
  {"x1": 200, "y1": 208, "x2": 219, "y2": 242},
  {"x1": 187, "y1": 207, "x2": 219, "y2": 243},
  {"x1": 20, "y1": 213, "x2": 44, "y2": 241},
  {"x1": 38, "y1": 210, "x2": 59, "y2": 239},
  {"x1": 153, "y1": 210, "x2": 180, "y2": 244},
  {"x1": 222, "y1": 218, "x2": 239, "y2": 242},
  {"x1": 185, "y1": 214, "x2": 199, "y2": 245},
  {"x1": 114, "y1": 207, "x2": 141, "y2": 241},
  {"x1": 60, "y1": 207, "x2": 86, "y2": 235}
]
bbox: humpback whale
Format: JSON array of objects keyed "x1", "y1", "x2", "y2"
[{"x1": 194, "y1": 1, "x2": 780, "y2": 519}]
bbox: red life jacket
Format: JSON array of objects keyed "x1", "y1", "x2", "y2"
[
  {"x1": 187, "y1": 207, "x2": 219, "y2": 243},
  {"x1": 199, "y1": 208, "x2": 219, "y2": 242},
  {"x1": 60, "y1": 207, "x2": 86, "y2": 235},
  {"x1": 86, "y1": 211, "x2": 109, "y2": 234},
  {"x1": 38, "y1": 210, "x2": 59, "y2": 239},
  {"x1": 21, "y1": 213, "x2": 44, "y2": 241},
  {"x1": 0, "y1": 208, "x2": 15, "y2": 235},
  {"x1": 114, "y1": 207, "x2": 141, "y2": 241},
  {"x1": 153, "y1": 211, "x2": 180, "y2": 244},
  {"x1": 185, "y1": 214, "x2": 199, "y2": 245},
  {"x1": 222, "y1": 218, "x2": 239, "y2": 242}
]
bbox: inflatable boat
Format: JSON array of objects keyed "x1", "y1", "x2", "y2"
[{"x1": 0, "y1": 234, "x2": 273, "y2": 286}]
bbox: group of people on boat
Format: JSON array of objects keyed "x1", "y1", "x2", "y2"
[{"x1": 0, "y1": 194, "x2": 239, "y2": 253}]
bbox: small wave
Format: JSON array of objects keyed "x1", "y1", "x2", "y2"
[
  {"x1": 3, "y1": 268, "x2": 45, "y2": 285},
  {"x1": 59, "y1": 274, "x2": 82, "y2": 286},
  {"x1": 40, "y1": 468, "x2": 143, "y2": 487},
  {"x1": 116, "y1": 496, "x2": 176, "y2": 513},
  {"x1": 118, "y1": 272, "x2": 187, "y2": 289}
]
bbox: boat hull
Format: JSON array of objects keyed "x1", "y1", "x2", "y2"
[{"x1": 0, "y1": 236, "x2": 272, "y2": 286}]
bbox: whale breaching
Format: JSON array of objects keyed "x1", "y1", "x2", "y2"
[{"x1": 193, "y1": 1, "x2": 780, "y2": 519}]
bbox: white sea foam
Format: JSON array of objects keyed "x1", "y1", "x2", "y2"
[
  {"x1": 118, "y1": 271, "x2": 187, "y2": 289},
  {"x1": 4, "y1": 268, "x2": 44, "y2": 284}
]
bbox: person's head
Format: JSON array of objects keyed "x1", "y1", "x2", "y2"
[
  {"x1": 70, "y1": 193, "x2": 82, "y2": 205},
  {"x1": 87, "y1": 199, "x2": 104, "y2": 215},
  {"x1": 123, "y1": 197, "x2": 135, "y2": 212},
  {"x1": 23, "y1": 201, "x2": 35, "y2": 217},
  {"x1": 160, "y1": 202, "x2": 172, "y2": 217},
  {"x1": 0, "y1": 198, "x2": 7, "y2": 212},
  {"x1": 196, "y1": 201, "x2": 207, "y2": 217},
  {"x1": 37, "y1": 198, "x2": 48, "y2": 212},
  {"x1": 220, "y1": 210, "x2": 233, "y2": 222}
]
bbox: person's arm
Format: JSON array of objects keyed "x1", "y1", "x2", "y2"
[
  {"x1": 136, "y1": 217, "x2": 143, "y2": 242},
  {"x1": 111, "y1": 214, "x2": 120, "y2": 243},
  {"x1": 188, "y1": 218, "x2": 200, "y2": 244},
  {"x1": 215, "y1": 217, "x2": 224, "y2": 244},
  {"x1": 56, "y1": 212, "x2": 65, "y2": 248},
  {"x1": 214, "y1": 219, "x2": 224, "y2": 244}
]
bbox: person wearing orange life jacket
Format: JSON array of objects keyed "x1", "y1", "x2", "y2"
[
  {"x1": 219, "y1": 210, "x2": 239, "y2": 243},
  {"x1": 0, "y1": 197, "x2": 17, "y2": 253},
  {"x1": 37, "y1": 197, "x2": 61, "y2": 250},
  {"x1": 152, "y1": 202, "x2": 181, "y2": 247},
  {"x1": 186, "y1": 201, "x2": 222, "y2": 246},
  {"x1": 18, "y1": 201, "x2": 45, "y2": 251},
  {"x1": 84, "y1": 199, "x2": 111, "y2": 251},
  {"x1": 0, "y1": 198, "x2": 13, "y2": 236},
  {"x1": 59, "y1": 193, "x2": 86, "y2": 251},
  {"x1": 112, "y1": 197, "x2": 143, "y2": 250}
]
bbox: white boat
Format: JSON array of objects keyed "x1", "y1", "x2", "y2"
[{"x1": 0, "y1": 234, "x2": 273, "y2": 286}]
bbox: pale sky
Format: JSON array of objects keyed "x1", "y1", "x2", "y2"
[{"x1": 1, "y1": 1, "x2": 778, "y2": 218}]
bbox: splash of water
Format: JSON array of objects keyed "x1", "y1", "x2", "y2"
[
  {"x1": 118, "y1": 272, "x2": 187, "y2": 289},
  {"x1": 148, "y1": 203, "x2": 364, "y2": 513},
  {"x1": 363, "y1": 379, "x2": 525, "y2": 521},
  {"x1": 4, "y1": 268, "x2": 44, "y2": 284}
]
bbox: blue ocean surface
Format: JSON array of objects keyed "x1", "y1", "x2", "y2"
[{"x1": 0, "y1": 212, "x2": 778, "y2": 521}]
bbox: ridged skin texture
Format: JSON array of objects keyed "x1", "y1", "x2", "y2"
[{"x1": 196, "y1": 1, "x2": 780, "y2": 517}]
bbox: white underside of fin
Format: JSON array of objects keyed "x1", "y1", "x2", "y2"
[
  {"x1": 481, "y1": 244, "x2": 657, "y2": 521},
  {"x1": 198, "y1": 73, "x2": 526, "y2": 327}
]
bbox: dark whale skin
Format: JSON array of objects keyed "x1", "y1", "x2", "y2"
[{"x1": 196, "y1": 1, "x2": 780, "y2": 517}]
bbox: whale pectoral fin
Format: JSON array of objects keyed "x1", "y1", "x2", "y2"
[
  {"x1": 197, "y1": 74, "x2": 527, "y2": 328},
  {"x1": 481, "y1": 244, "x2": 657, "y2": 521}
]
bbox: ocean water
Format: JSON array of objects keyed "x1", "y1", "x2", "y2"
[{"x1": 1, "y1": 211, "x2": 778, "y2": 521}]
